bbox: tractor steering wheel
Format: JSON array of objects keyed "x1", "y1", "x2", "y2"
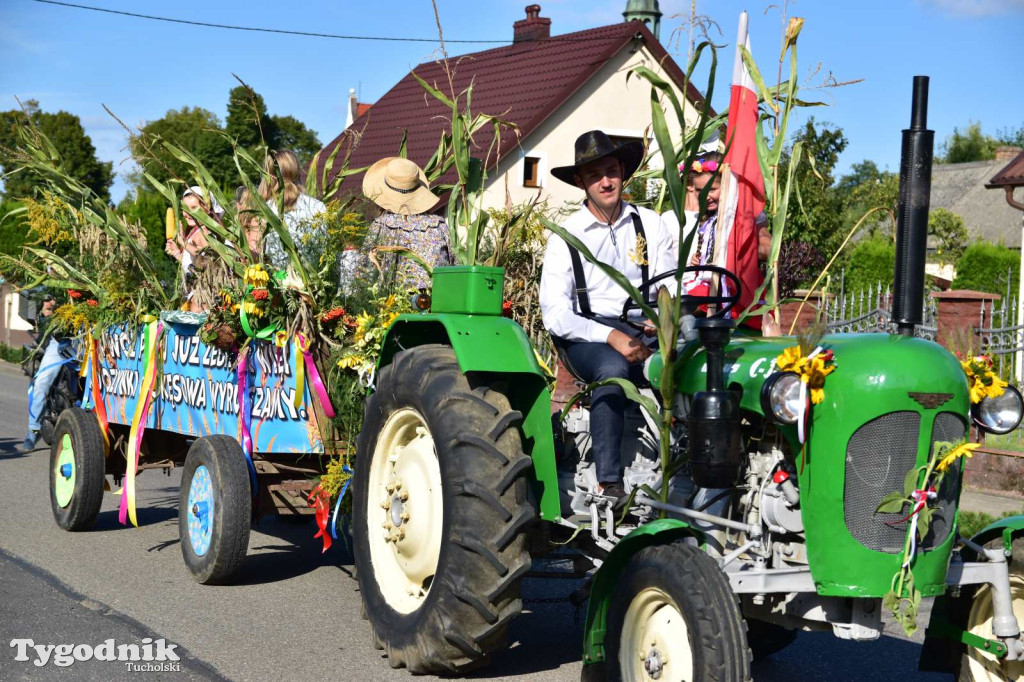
[{"x1": 619, "y1": 265, "x2": 742, "y2": 327}]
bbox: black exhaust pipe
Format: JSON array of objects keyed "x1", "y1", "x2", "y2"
[{"x1": 892, "y1": 75, "x2": 934, "y2": 336}]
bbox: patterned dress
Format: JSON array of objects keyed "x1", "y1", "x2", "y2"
[{"x1": 356, "y1": 212, "x2": 456, "y2": 290}]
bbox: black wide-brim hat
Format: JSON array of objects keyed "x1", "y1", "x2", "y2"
[{"x1": 550, "y1": 130, "x2": 645, "y2": 186}]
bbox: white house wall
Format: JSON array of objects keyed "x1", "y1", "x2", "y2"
[{"x1": 481, "y1": 44, "x2": 703, "y2": 214}]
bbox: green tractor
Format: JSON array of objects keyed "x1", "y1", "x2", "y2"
[{"x1": 351, "y1": 81, "x2": 1024, "y2": 681}]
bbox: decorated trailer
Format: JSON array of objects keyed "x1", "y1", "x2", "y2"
[{"x1": 48, "y1": 312, "x2": 341, "y2": 583}]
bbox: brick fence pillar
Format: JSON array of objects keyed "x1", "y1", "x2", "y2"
[
  {"x1": 931, "y1": 290, "x2": 1000, "y2": 352},
  {"x1": 778, "y1": 289, "x2": 832, "y2": 333}
]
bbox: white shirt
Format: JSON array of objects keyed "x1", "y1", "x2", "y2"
[
  {"x1": 663, "y1": 209, "x2": 718, "y2": 289},
  {"x1": 266, "y1": 194, "x2": 328, "y2": 269},
  {"x1": 540, "y1": 203, "x2": 677, "y2": 344}
]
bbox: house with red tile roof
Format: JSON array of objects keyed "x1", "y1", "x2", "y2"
[{"x1": 317, "y1": 3, "x2": 710, "y2": 211}]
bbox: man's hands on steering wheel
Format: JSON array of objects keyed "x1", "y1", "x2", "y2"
[{"x1": 620, "y1": 265, "x2": 742, "y2": 329}]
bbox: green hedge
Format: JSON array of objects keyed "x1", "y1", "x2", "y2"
[
  {"x1": 844, "y1": 236, "x2": 895, "y2": 293},
  {"x1": 0, "y1": 343, "x2": 25, "y2": 364},
  {"x1": 952, "y1": 242, "x2": 1020, "y2": 296}
]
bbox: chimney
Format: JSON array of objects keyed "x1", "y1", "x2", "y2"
[
  {"x1": 995, "y1": 146, "x2": 1023, "y2": 164},
  {"x1": 513, "y1": 5, "x2": 551, "y2": 43},
  {"x1": 345, "y1": 88, "x2": 357, "y2": 129}
]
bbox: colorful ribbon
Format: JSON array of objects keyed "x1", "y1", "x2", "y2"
[
  {"x1": 307, "y1": 483, "x2": 332, "y2": 553},
  {"x1": 89, "y1": 336, "x2": 110, "y2": 453},
  {"x1": 236, "y1": 347, "x2": 259, "y2": 495},
  {"x1": 887, "y1": 486, "x2": 938, "y2": 567},
  {"x1": 238, "y1": 286, "x2": 276, "y2": 340},
  {"x1": 293, "y1": 336, "x2": 305, "y2": 411},
  {"x1": 295, "y1": 332, "x2": 335, "y2": 418},
  {"x1": 118, "y1": 320, "x2": 162, "y2": 527},
  {"x1": 330, "y1": 465, "x2": 354, "y2": 540}
]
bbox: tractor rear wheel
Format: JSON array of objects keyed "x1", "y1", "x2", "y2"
[
  {"x1": 353, "y1": 345, "x2": 534, "y2": 674},
  {"x1": 605, "y1": 540, "x2": 752, "y2": 682}
]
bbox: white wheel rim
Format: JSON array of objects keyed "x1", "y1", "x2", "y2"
[
  {"x1": 366, "y1": 408, "x2": 443, "y2": 614},
  {"x1": 966, "y1": 574, "x2": 1024, "y2": 682},
  {"x1": 620, "y1": 587, "x2": 693, "y2": 682}
]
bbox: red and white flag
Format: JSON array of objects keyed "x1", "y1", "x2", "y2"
[{"x1": 715, "y1": 11, "x2": 767, "y2": 328}]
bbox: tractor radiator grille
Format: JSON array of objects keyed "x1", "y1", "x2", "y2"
[
  {"x1": 844, "y1": 412, "x2": 921, "y2": 553},
  {"x1": 924, "y1": 412, "x2": 967, "y2": 548}
]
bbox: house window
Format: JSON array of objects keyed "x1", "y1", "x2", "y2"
[{"x1": 523, "y1": 157, "x2": 541, "y2": 187}]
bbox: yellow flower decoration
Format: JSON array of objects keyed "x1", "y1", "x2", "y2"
[
  {"x1": 936, "y1": 441, "x2": 981, "y2": 473},
  {"x1": 961, "y1": 355, "x2": 1007, "y2": 404},
  {"x1": 244, "y1": 264, "x2": 270, "y2": 288},
  {"x1": 775, "y1": 345, "x2": 836, "y2": 405},
  {"x1": 628, "y1": 234, "x2": 649, "y2": 267},
  {"x1": 242, "y1": 301, "x2": 264, "y2": 316},
  {"x1": 336, "y1": 354, "x2": 365, "y2": 370}
]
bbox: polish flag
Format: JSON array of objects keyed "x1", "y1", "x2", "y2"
[{"x1": 715, "y1": 11, "x2": 767, "y2": 328}]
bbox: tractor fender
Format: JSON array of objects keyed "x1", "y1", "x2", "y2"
[
  {"x1": 378, "y1": 314, "x2": 562, "y2": 522},
  {"x1": 581, "y1": 519, "x2": 705, "y2": 672},
  {"x1": 379, "y1": 314, "x2": 545, "y2": 375},
  {"x1": 962, "y1": 514, "x2": 1024, "y2": 561}
]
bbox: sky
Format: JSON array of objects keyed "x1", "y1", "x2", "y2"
[{"x1": 2, "y1": 0, "x2": 1023, "y2": 203}]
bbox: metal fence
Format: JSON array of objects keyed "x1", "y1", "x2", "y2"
[
  {"x1": 822, "y1": 282, "x2": 937, "y2": 342},
  {"x1": 823, "y1": 271, "x2": 1024, "y2": 383}
]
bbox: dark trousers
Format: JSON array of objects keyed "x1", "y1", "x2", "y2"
[{"x1": 554, "y1": 317, "x2": 655, "y2": 484}]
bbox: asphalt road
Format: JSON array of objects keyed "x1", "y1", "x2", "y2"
[{"x1": 0, "y1": 359, "x2": 955, "y2": 680}]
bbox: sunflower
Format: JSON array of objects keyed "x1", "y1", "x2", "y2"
[
  {"x1": 244, "y1": 264, "x2": 270, "y2": 288},
  {"x1": 936, "y1": 442, "x2": 981, "y2": 473}
]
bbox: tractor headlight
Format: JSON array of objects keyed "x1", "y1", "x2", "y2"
[
  {"x1": 761, "y1": 372, "x2": 803, "y2": 425},
  {"x1": 974, "y1": 385, "x2": 1024, "y2": 435}
]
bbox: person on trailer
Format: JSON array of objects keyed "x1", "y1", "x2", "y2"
[{"x1": 539, "y1": 130, "x2": 676, "y2": 505}]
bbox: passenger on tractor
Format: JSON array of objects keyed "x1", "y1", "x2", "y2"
[{"x1": 539, "y1": 130, "x2": 677, "y2": 506}]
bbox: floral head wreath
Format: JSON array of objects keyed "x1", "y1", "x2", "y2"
[{"x1": 680, "y1": 158, "x2": 719, "y2": 174}]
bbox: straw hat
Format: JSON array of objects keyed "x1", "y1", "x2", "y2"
[{"x1": 362, "y1": 157, "x2": 439, "y2": 216}]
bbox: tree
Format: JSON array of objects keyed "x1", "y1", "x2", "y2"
[
  {"x1": 131, "y1": 107, "x2": 236, "y2": 191},
  {"x1": 938, "y1": 122, "x2": 999, "y2": 164},
  {"x1": 996, "y1": 125, "x2": 1024, "y2": 149},
  {"x1": 780, "y1": 118, "x2": 849, "y2": 257},
  {"x1": 928, "y1": 208, "x2": 968, "y2": 266},
  {"x1": 225, "y1": 85, "x2": 277, "y2": 152},
  {"x1": 837, "y1": 160, "x2": 899, "y2": 238},
  {"x1": 272, "y1": 115, "x2": 321, "y2": 166},
  {"x1": 0, "y1": 100, "x2": 114, "y2": 201}
]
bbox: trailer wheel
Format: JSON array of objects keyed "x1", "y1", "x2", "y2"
[
  {"x1": 179, "y1": 436, "x2": 251, "y2": 584},
  {"x1": 959, "y1": 538, "x2": 1024, "y2": 681},
  {"x1": 353, "y1": 345, "x2": 534, "y2": 674},
  {"x1": 605, "y1": 541, "x2": 752, "y2": 682},
  {"x1": 49, "y1": 408, "x2": 106, "y2": 531}
]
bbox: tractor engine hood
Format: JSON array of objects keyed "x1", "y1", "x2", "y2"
[{"x1": 649, "y1": 331, "x2": 973, "y2": 597}]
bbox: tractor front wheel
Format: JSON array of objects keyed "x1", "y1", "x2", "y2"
[
  {"x1": 959, "y1": 538, "x2": 1024, "y2": 681},
  {"x1": 605, "y1": 540, "x2": 752, "y2": 682},
  {"x1": 353, "y1": 345, "x2": 534, "y2": 674}
]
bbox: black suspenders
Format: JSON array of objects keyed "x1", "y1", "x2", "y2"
[{"x1": 567, "y1": 206, "x2": 648, "y2": 318}]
